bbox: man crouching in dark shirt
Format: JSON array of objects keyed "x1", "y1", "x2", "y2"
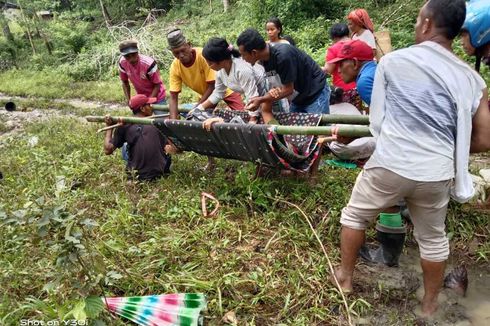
[{"x1": 104, "y1": 94, "x2": 171, "y2": 181}]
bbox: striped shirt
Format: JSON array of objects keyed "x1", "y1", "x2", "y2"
[
  {"x1": 208, "y1": 57, "x2": 265, "y2": 105},
  {"x1": 119, "y1": 54, "x2": 166, "y2": 102},
  {"x1": 366, "y1": 41, "x2": 486, "y2": 182}
]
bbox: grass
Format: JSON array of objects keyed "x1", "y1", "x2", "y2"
[
  {"x1": 0, "y1": 68, "x2": 204, "y2": 105},
  {"x1": 0, "y1": 116, "x2": 356, "y2": 324},
  {"x1": 0, "y1": 69, "x2": 124, "y2": 102},
  {"x1": 0, "y1": 105, "x2": 489, "y2": 324}
]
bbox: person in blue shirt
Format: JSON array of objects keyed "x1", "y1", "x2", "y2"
[{"x1": 327, "y1": 39, "x2": 376, "y2": 106}]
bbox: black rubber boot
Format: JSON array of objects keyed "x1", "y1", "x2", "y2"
[{"x1": 359, "y1": 223, "x2": 406, "y2": 267}]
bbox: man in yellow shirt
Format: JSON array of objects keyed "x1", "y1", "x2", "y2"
[{"x1": 167, "y1": 29, "x2": 244, "y2": 120}]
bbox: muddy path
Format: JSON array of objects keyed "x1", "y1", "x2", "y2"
[
  {"x1": 352, "y1": 244, "x2": 490, "y2": 325},
  {"x1": 0, "y1": 93, "x2": 126, "y2": 140},
  {"x1": 0, "y1": 92, "x2": 125, "y2": 111}
]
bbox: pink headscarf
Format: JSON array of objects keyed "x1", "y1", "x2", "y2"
[{"x1": 347, "y1": 9, "x2": 375, "y2": 33}]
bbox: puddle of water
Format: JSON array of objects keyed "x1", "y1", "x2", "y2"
[
  {"x1": 459, "y1": 270, "x2": 490, "y2": 326},
  {"x1": 399, "y1": 248, "x2": 490, "y2": 325}
]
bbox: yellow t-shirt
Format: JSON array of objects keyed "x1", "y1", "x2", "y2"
[{"x1": 169, "y1": 47, "x2": 232, "y2": 97}]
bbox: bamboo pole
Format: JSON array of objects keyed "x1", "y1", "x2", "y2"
[
  {"x1": 320, "y1": 114, "x2": 369, "y2": 125},
  {"x1": 92, "y1": 114, "x2": 169, "y2": 132},
  {"x1": 150, "y1": 104, "x2": 370, "y2": 125},
  {"x1": 272, "y1": 125, "x2": 371, "y2": 137},
  {"x1": 86, "y1": 115, "x2": 372, "y2": 137},
  {"x1": 86, "y1": 115, "x2": 154, "y2": 125}
]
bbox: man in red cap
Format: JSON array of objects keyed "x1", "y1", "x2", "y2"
[
  {"x1": 104, "y1": 94, "x2": 171, "y2": 181},
  {"x1": 327, "y1": 39, "x2": 376, "y2": 106}
]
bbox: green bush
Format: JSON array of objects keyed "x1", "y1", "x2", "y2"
[
  {"x1": 0, "y1": 39, "x2": 18, "y2": 70},
  {"x1": 242, "y1": 0, "x2": 346, "y2": 29},
  {"x1": 46, "y1": 20, "x2": 91, "y2": 56}
]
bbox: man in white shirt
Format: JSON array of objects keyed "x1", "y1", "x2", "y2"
[{"x1": 332, "y1": 0, "x2": 490, "y2": 317}]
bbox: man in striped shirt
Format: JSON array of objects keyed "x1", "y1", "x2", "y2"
[{"x1": 118, "y1": 40, "x2": 166, "y2": 108}]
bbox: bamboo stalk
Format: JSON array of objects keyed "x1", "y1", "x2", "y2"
[
  {"x1": 152, "y1": 103, "x2": 180, "y2": 111},
  {"x1": 86, "y1": 115, "x2": 372, "y2": 137},
  {"x1": 86, "y1": 115, "x2": 154, "y2": 125},
  {"x1": 272, "y1": 125, "x2": 371, "y2": 137},
  {"x1": 150, "y1": 114, "x2": 170, "y2": 119},
  {"x1": 320, "y1": 114, "x2": 369, "y2": 125},
  {"x1": 150, "y1": 104, "x2": 370, "y2": 125}
]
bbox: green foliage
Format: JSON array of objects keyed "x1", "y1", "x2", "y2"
[
  {"x1": 47, "y1": 20, "x2": 91, "y2": 55},
  {"x1": 0, "y1": 38, "x2": 18, "y2": 70},
  {"x1": 243, "y1": 0, "x2": 345, "y2": 29}
]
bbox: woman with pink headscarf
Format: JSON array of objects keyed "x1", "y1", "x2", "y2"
[{"x1": 347, "y1": 9, "x2": 376, "y2": 56}]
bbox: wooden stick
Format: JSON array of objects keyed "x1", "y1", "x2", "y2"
[
  {"x1": 95, "y1": 114, "x2": 168, "y2": 132},
  {"x1": 97, "y1": 123, "x2": 123, "y2": 133},
  {"x1": 149, "y1": 114, "x2": 170, "y2": 119},
  {"x1": 317, "y1": 136, "x2": 336, "y2": 144}
]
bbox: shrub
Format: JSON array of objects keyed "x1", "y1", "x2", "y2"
[{"x1": 242, "y1": 0, "x2": 346, "y2": 29}]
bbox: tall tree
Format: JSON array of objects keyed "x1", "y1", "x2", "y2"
[
  {"x1": 18, "y1": 1, "x2": 37, "y2": 55},
  {"x1": 223, "y1": 0, "x2": 229, "y2": 12},
  {"x1": 99, "y1": 0, "x2": 112, "y2": 27}
]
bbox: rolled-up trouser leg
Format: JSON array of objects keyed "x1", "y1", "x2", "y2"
[
  {"x1": 340, "y1": 168, "x2": 411, "y2": 230},
  {"x1": 406, "y1": 180, "x2": 451, "y2": 262}
]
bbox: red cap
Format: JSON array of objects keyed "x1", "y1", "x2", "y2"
[
  {"x1": 129, "y1": 94, "x2": 157, "y2": 111},
  {"x1": 327, "y1": 40, "x2": 374, "y2": 64}
]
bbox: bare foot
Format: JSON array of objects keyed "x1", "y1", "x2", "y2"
[
  {"x1": 421, "y1": 297, "x2": 439, "y2": 317},
  {"x1": 280, "y1": 169, "x2": 293, "y2": 177},
  {"x1": 329, "y1": 267, "x2": 353, "y2": 294},
  {"x1": 248, "y1": 116, "x2": 258, "y2": 124},
  {"x1": 165, "y1": 143, "x2": 181, "y2": 155}
]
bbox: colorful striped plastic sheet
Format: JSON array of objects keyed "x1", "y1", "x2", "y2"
[{"x1": 104, "y1": 293, "x2": 206, "y2": 326}]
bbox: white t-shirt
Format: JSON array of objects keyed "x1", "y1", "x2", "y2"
[
  {"x1": 329, "y1": 102, "x2": 361, "y2": 115},
  {"x1": 366, "y1": 41, "x2": 486, "y2": 184},
  {"x1": 268, "y1": 39, "x2": 290, "y2": 47},
  {"x1": 353, "y1": 30, "x2": 376, "y2": 49},
  {"x1": 329, "y1": 102, "x2": 375, "y2": 160},
  {"x1": 208, "y1": 57, "x2": 265, "y2": 104}
]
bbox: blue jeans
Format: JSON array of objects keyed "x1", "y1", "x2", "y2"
[
  {"x1": 152, "y1": 98, "x2": 168, "y2": 115},
  {"x1": 290, "y1": 85, "x2": 330, "y2": 114},
  {"x1": 122, "y1": 143, "x2": 129, "y2": 162}
]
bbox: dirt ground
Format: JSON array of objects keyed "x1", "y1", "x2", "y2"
[{"x1": 351, "y1": 243, "x2": 490, "y2": 325}]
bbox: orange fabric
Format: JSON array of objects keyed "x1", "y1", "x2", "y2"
[{"x1": 347, "y1": 9, "x2": 374, "y2": 33}]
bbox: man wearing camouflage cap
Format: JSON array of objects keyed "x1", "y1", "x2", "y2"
[{"x1": 118, "y1": 40, "x2": 166, "y2": 108}]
